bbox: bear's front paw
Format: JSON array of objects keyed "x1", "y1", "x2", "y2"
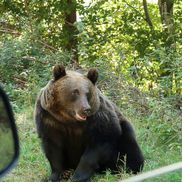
[
  {"x1": 41, "y1": 172, "x2": 61, "y2": 182},
  {"x1": 72, "y1": 171, "x2": 91, "y2": 182}
]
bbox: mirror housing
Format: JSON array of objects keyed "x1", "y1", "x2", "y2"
[{"x1": 0, "y1": 86, "x2": 19, "y2": 178}]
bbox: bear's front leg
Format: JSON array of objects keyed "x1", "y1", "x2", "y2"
[
  {"x1": 119, "y1": 119, "x2": 144, "y2": 174},
  {"x1": 72, "y1": 143, "x2": 118, "y2": 182},
  {"x1": 41, "y1": 139, "x2": 64, "y2": 182},
  {"x1": 72, "y1": 146, "x2": 100, "y2": 182}
]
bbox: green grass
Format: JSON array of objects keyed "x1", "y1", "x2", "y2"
[{"x1": 2, "y1": 105, "x2": 182, "y2": 182}]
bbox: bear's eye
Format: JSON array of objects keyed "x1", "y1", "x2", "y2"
[{"x1": 72, "y1": 89, "x2": 80, "y2": 96}]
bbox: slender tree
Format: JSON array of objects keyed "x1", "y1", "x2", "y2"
[
  {"x1": 63, "y1": 0, "x2": 79, "y2": 67},
  {"x1": 158, "y1": 0, "x2": 175, "y2": 47},
  {"x1": 158, "y1": 0, "x2": 176, "y2": 95},
  {"x1": 143, "y1": 0, "x2": 153, "y2": 29}
]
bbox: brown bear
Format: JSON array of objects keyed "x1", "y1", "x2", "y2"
[{"x1": 34, "y1": 65, "x2": 144, "y2": 182}]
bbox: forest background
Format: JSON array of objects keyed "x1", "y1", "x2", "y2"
[{"x1": 0, "y1": 0, "x2": 181, "y2": 181}]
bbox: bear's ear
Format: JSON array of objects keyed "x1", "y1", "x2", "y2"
[
  {"x1": 53, "y1": 64, "x2": 66, "y2": 81},
  {"x1": 87, "y1": 68, "x2": 98, "y2": 85}
]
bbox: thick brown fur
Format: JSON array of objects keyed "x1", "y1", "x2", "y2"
[{"x1": 35, "y1": 65, "x2": 144, "y2": 182}]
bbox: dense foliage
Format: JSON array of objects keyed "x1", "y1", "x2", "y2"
[
  {"x1": 78, "y1": 0, "x2": 182, "y2": 95},
  {"x1": 0, "y1": 0, "x2": 181, "y2": 95},
  {"x1": 0, "y1": 0, "x2": 181, "y2": 181}
]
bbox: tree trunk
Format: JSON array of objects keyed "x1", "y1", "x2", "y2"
[
  {"x1": 158, "y1": 0, "x2": 176, "y2": 95},
  {"x1": 158, "y1": 0, "x2": 175, "y2": 48},
  {"x1": 63, "y1": 0, "x2": 79, "y2": 67},
  {"x1": 143, "y1": 0, "x2": 153, "y2": 29}
]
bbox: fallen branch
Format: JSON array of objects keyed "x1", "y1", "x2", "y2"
[
  {"x1": 36, "y1": 39, "x2": 58, "y2": 51},
  {"x1": 0, "y1": 28, "x2": 21, "y2": 36}
]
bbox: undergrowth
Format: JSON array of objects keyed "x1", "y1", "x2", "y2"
[{"x1": 2, "y1": 85, "x2": 182, "y2": 182}]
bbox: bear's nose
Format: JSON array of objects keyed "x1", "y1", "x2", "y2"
[{"x1": 83, "y1": 108, "x2": 91, "y2": 116}]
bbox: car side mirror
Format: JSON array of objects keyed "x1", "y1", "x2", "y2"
[{"x1": 0, "y1": 86, "x2": 19, "y2": 178}]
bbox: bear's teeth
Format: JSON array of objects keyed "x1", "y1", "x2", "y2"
[{"x1": 75, "y1": 113, "x2": 87, "y2": 121}]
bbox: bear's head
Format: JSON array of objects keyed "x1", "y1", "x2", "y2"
[{"x1": 40, "y1": 65, "x2": 100, "y2": 122}]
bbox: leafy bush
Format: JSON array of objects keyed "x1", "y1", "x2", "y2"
[{"x1": 0, "y1": 37, "x2": 72, "y2": 110}]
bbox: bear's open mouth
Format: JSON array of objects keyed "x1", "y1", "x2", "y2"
[{"x1": 75, "y1": 113, "x2": 87, "y2": 121}]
